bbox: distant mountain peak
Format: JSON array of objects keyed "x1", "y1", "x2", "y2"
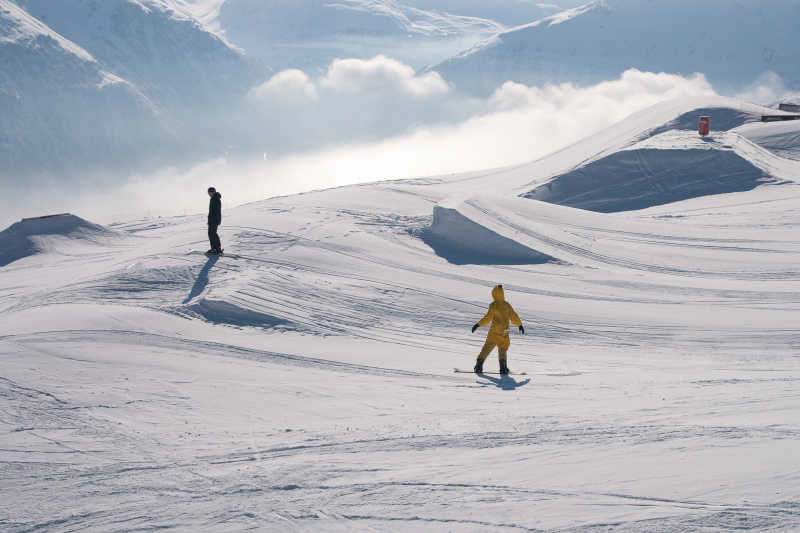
[{"x1": 452, "y1": 1, "x2": 601, "y2": 60}]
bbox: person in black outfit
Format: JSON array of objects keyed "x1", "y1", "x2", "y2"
[{"x1": 207, "y1": 187, "x2": 223, "y2": 254}]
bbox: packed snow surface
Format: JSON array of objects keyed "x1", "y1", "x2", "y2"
[
  {"x1": 2, "y1": 98, "x2": 800, "y2": 531},
  {"x1": 735, "y1": 120, "x2": 800, "y2": 162}
]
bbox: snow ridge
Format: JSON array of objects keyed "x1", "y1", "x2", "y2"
[
  {"x1": 327, "y1": 0, "x2": 506, "y2": 37},
  {"x1": 449, "y1": 0, "x2": 600, "y2": 60}
]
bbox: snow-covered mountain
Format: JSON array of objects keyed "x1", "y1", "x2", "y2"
[
  {"x1": 435, "y1": 0, "x2": 800, "y2": 95},
  {"x1": 18, "y1": 0, "x2": 259, "y2": 142},
  {"x1": 216, "y1": 0, "x2": 512, "y2": 72},
  {"x1": 408, "y1": 0, "x2": 588, "y2": 26},
  {"x1": 19, "y1": 0, "x2": 253, "y2": 103},
  {"x1": 3, "y1": 96, "x2": 800, "y2": 530},
  {"x1": 1, "y1": 0, "x2": 261, "y2": 179},
  {"x1": 214, "y1": 0, "x2": 592, "y2": 72},
  {"x1": 0, "y1": 0, "x2": 177, "y2": 179}
]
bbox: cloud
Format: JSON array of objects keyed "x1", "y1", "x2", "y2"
[
  {"x1": 735, "y1": 71, "x2": 800, "y2": 106},
  {"x1": 320, "y1": 55, "x2": 451, "y2": 98},
  {"x1": 249, "y1": 69, "x2": 318, "y2": 103},
  {"x1": 244, "y1": 62, "x2": 715, "y2": 161},
  {"x1": 405, "y1": 69, "x2": 716, "y2": 171},
  {"x1": 243, "y1": 55, "x2": 463, "y2": 154},
  {"x1": 249, "y1": 55, "x2": 451, "y2": 108},
  {"x1": 489, "y1": 69, "x2": 715, "y2": 112}
]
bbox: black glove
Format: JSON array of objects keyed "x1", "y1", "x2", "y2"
[
  {"x1": 519, "y1": 325, "x2": 525, "y2": 335},
  {"x1": 471, "y1": 323, "x2": 479, "y2": 333}
]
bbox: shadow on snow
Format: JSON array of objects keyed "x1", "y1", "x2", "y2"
[
  {"x1": 184, "y1": 254, "x2": 219, "y2": 303},
  {"x1": 478, "y1": 374, "x2": 531, "y2": 390}
]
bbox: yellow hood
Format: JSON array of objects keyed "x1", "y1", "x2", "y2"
[{"x1": 491, "y1": 285, "x2": 505, "y2": 302}]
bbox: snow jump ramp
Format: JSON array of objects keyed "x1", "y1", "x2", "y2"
[{"x1": 421, "y1": 202, "x2": 556, "y2": 265}]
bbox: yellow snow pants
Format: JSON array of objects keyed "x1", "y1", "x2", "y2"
[{"x1": 477, "y1": 332, "x2": 510, "y2": 362}]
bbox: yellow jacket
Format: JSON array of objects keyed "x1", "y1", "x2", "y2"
[{"x1": 478, "y1": 285, "x2": 522, "y2": 342}]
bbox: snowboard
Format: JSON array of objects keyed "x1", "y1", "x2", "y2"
[
  {"x1": 454, "y1": 368, "x2": 527, "y2": 376},
  {"x1": 187, "y1": 249, "x2": 240, "y2": 259}
]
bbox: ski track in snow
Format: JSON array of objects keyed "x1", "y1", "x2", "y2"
[{"x1": 2, "y1": 100, "x2": 800, "y2": 531}]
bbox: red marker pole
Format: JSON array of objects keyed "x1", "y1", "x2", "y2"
[{"x1": 698, "y1": 116, "x2": 710, "y2": 136}]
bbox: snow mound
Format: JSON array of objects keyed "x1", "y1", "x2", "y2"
[
  {"x1": 735, "y1": 120, "x2": 800, "y2": 161},
  {"x1": 0, "y1": 214, "x2": 113, "y2": 267},
  {"x1": 420, "y1": 204, "x2": 555, "y2": 265},
  {"x1": 522, "y1": 129, "x2": 797, "y2": 213},
  {"x1": 647, "y1": 107, "x2": 765, "y2": 138},
  {"x1": 184, "y1": 298, "x2": 288, "y2": 329},
  {"x1": 420, "y1": 98, "x2": 782, "y2": 202}
]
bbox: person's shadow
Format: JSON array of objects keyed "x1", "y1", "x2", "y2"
[
  {"x1": 478, "y1": 374, "x2": 531, "y2": 390},
  {"x1": 183, "y1": 255, "x2": 219, "y2": 304}
]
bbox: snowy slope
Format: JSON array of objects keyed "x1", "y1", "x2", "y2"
[
  {"x1": 0, "y1": 0, "x2": 94, "y2": 61},
  {"x1": 179, "y1": 0, "x2": 226, "y2": 28},
  {"x1": 0, "y1": 0, "x2": 177, "y2": 178},
  {"x1": 735, "y1": 120, "x2": 800, "y2": 161},
  {"x1": 408, "y1": 0, "x2": 588, "y2": 26},
  {"x1": 513, "y1": 99, "x2": 800, "y2": 213},
  {"x1": 435, "y1": 0, "x2": 800, "y2": 95},
  {"x1": 388, "y1": 96, "x2": 794, "y2": 204},
  {"x1": 18, "y1": 0, "x2": 256, "y2": 108},
  {"x1": 210, "y1": 0, "x2": 585, "y2": 38},
  {"x1": 523, "y1": 130, "x2": 797, "y2": 212},
  {"x1": 2, "y1": 98, "x2": 800, "y2": 531},
  {"x1": 173, "y1": 0, "x2": 577, "y2": 73}
]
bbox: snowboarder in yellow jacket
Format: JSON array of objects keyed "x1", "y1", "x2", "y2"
[{"x1": 471, "y1": 285, "x2": 524, "y2": 374}]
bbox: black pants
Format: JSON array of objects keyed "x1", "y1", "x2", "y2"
[{"x1": 208, "y1": 224, "x2": 221, "y2": 251}]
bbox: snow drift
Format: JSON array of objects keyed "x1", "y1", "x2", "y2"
[
  {"x1": 183, "y1": 298, "x2": 289, "y2": 329},
  {"x1": 735, "y1": 120, "x2": 800, "y2": 161},
  {"x1": 0, "y1": 213, "x2": 113, "y2": 267}
]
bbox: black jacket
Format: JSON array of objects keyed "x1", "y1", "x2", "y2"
[{"x1": 208, "y1": 192, "x2": 222, "y2": 226}]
